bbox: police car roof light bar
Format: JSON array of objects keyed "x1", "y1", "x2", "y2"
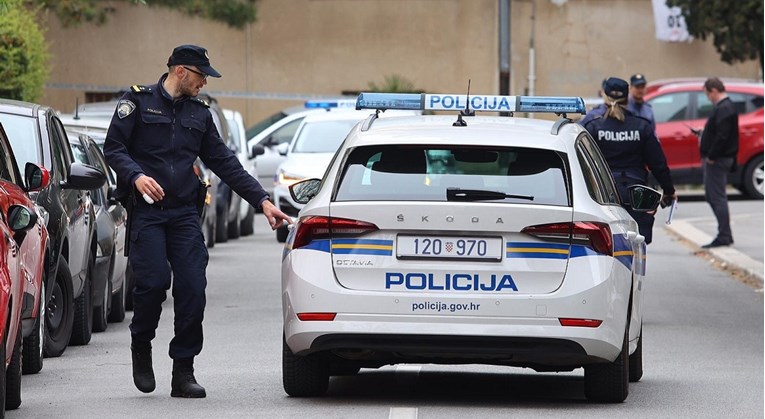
[
  {"x1": 356, "y1": 93, "x2": 586, "y2": 115},
  {"x1": 305, "y1": 99, "x2": 357, "y2": 110}
]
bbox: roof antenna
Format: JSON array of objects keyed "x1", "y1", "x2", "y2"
[
  {"x1": 453, "y1": 79, "x2": 475, "y2": 127},
  {"x1": 73, "y1": 97, "x2": 80, "y2": 120}
]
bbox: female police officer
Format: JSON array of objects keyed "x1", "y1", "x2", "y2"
[
  {"x1": 105, "y1": 45, "x2": 292, "y2": 398},
  {"x1": 581, "y1": 77, "x2": 676, "y2": 244}
]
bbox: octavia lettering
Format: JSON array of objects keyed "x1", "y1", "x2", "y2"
[{"x1": 385, "y1": 272, "x2": 518, "y2": 292}]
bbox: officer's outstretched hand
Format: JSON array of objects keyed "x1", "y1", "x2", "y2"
[
  {"x1": 261, "y1": 200, "x2": 293, "y2": 231},
  {"x1": 135, "y1": 175, "x2": 165, "y2": 203}
]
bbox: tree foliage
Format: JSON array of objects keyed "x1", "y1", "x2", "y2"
[
  {"x1": 28, "y1": 0, "x2": 258, "y2": 29},
  {"x1": 668, "y1": 0, "x2": 763, "y2": 67},
  {"x1": 0, "y1": 0, "x2": 49, "y2": 101},
  {"x1": 367, "y1": 75, "x2": 424, "y2": 94}
]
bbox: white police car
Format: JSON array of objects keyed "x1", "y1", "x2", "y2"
[{"x1": 281, "y1": 93, "x2": 661, "y2": 403}]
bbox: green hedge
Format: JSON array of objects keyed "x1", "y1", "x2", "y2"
[{"x1": 0, "y1": 0, "x2": 49, "y2": 102}]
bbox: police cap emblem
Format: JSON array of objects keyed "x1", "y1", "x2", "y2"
[{"x1": 117, "y1": 100, "x2": 136, "y2": 119}]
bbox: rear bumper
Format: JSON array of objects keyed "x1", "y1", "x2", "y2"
[{"x1": 283, "y1": 253, "x2": 632, "y2": 367}]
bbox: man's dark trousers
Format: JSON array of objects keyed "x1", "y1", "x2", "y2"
[
  {"x1": 128, "y1": 203, "x2": 208, "y2": 360},
  {"x1": 703, "y1": 157, "x2": 734, "y2": 243}
]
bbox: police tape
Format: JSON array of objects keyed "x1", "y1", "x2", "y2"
[{"x1": 45, "y1": 83, "x2": 354, "y2": 102}]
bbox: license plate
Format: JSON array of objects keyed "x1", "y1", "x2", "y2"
[{"x1": 396, "y1": 235, "x2": 502, "y2": 261}]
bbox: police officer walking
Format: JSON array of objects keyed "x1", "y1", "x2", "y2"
[
  {"x1": 627, "y1": 73, "x2": 656, "y2": 132},
  {"x1": 581, "y1": 77, "x2": 676, "y2": 244},
  {"x1": 104, "y1": 44, "x2": 292, "y2": 398}
]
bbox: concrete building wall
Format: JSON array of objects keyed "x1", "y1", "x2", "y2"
[{"x1": 39, "y1": 0, "x2": 761, "y2": 128}]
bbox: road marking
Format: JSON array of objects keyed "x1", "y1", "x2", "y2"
[{"x1": 389, "y1": 407, "x2": 418, "y2": 419}]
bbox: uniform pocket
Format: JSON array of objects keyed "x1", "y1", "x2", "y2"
[
  {"x1": 140, "y1": 113, "x2": 172, "y2": 149},
  {"x1": 181, "y1": 117, "x2": 206, "y2": 150}
]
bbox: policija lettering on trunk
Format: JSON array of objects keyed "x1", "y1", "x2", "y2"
[{"x1": 386, "y1": 272, "x2": 518, "y2": 292}]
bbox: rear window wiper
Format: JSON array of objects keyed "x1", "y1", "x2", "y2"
[{"x1": 446, "y1": 188, "x2": 534, "y2": 202}]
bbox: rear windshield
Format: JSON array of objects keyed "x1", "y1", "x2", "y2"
[
  {"x1": 335, "y1": 145, "x2": 570, "y2": 206},
  {"x1": 0, "y1": 114, "x2": 40, "y2": 171},
  {"x1": 292, "y1": 120, "x2": 359, "y2": 153}
]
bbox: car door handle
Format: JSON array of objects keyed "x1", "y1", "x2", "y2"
[{"x1": 671, "y1": 132, "x2": 687, "y2": 140}]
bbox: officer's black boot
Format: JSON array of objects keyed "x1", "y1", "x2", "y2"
[
  {"x1": 131, "y1": 340, "x2": 156, "y2": 393},
  {"x1": 171, "y1": 359, "x2": 206, "y2": 398}
]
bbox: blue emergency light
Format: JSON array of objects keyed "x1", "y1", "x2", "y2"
[
  {"x1": 305, "y1": 99, "x2": 356, "y2": 109},
  {"x1": 355, "y1": 92, "x2": 586, "y2": 114}
]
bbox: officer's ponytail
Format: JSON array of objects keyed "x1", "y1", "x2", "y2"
[{"x1": 604, "y1": 97, "x2": 628, "y2": 122}]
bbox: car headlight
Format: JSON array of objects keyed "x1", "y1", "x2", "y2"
[{"x1": 277, "y1": 169, "x2": 305, "y2": 186}]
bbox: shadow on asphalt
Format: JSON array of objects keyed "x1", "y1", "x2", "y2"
[{"x1": 319, "y1": 369, "x2": 591, "y2": 405}]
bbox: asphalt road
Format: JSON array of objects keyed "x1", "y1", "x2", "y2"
[{"x1": 9, "y1": 214, "x2": 763, "y2": 419}]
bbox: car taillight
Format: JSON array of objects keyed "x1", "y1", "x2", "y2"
[
  {"x1": 292, "y1": 216, "x2": 379, "y2": 249},
  {"x1": 559, "y1": 318, "x2": 602, "y2": 327},
  {"x1": 522, "y1": 221, "x2": 613, "y2": 256}
]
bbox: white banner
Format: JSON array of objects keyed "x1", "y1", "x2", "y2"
[{"x1": 652, "y1": 0, "x2": 693, "y2": 42}]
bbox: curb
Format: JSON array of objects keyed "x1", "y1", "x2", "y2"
[{"x1": 665, "y1": 219, "x2": 764, "y2": 290}]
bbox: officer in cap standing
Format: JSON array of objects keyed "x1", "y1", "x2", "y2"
[
  {"x1": 627, "y1": 73, "x2": 656, "y2": 132},
  {"x1": 581, "y1": 77, "x2": 676, "y2": 244},
  {"x1": 104, "y1": 44, "x2": 293, "y2": 398}
]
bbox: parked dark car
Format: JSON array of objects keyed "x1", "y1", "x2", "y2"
[
  {"x1": 198, "y1": 94, "x2": 242, "y2": 243},
  {"x1": 0, "y1": 99, "x2": 106, "y2": 357},
  {"x1": 0, "y1": 122, "x2": 50, "y2": 411},
  {"x1": 67, "y1": 131, "x2": 129, "y2": 331}
]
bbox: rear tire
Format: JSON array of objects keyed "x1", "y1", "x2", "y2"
[
  {"x1": 44, "y1": 258, "x2": 74, "y2": 358},
  {"x1": 629, "y1": 327, "x2": 643, "y2": 382},
  {"x1": 282, "y1": 336, "x2": 329, "y2": 397},
  {"x1": 70, "y1": 256, "x2": 94, "y2": 346},
  {"x1": 215, "y1": 200, "x2": 229, "y2": 243},
  {"x1": 92, "y1": 264, "x2": 110, "y2": 333},
  {"x1": 276, "y1": 225, "x2": 289, "y2": 243},
  {"x1": 22, "y1": 281, "x2": 44, "y2": 374},
  {"x1": 240, "y1": 205, "x2": 255, "y2": 236},
  {"x1": 584, "y1": 325, "x2": 629, "y2": 403},
  {"x1": 742, "y1": 155, "x2": 764, "y2": 199},
  {"x1": 108, "y1": 279, "x2": 126, "y2": 323},
  {"x1": 5, "y1": 323, "x2": 22, "y2": 410},
  {"x1": 228, "y1": 208, "x2": 241, "y2": 239}
]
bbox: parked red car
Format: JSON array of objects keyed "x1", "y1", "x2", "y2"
[
  {"x1": 0, "y1": 122, "x2": 50, "y2": 412},
  {"x1": 645, "y1": 81, "x2": 764, "y2": 198}
]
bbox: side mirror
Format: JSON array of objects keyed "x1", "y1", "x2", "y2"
[
  {"x1": 24, "y1": 162, "x2": 51, "y2": 192},
  {"x1": 628, "y1": 185, "x2": 662, "y2": 212},
  {"x1": 289, "y1": 178, "x2": 322, "y2": 205},
  {"x1": 277, "y1": 142, "x2": 289, "y2": 156},
  {"x1": 63, "y1": 162, "x2": 106, "y2": 190},
  {"x1": 8, "y1": 204, "x2": 38, "y2": 245},
  {"x1": 250, "y1": 144, "x2": 265, "y2": 159}
]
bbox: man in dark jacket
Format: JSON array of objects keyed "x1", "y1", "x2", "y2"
[
  {"x1": 699, "y1": 77, "x2": 739, "y2": 248},
  {"x1": 104, "y1": 44, "x2": 292, "y2": 398}
]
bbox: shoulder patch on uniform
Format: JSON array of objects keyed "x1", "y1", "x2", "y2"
[
  {"x1": 191, "y1": 97, "x2": 210, "y2": 108},
  {"x1": 130, "y1": 85, "x2": 152, "y2": 94},
  {"x1": 117, "y1": 100, "x2": 136, "y2": 119}
]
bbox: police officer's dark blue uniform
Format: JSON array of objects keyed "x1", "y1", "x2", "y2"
[
  {"x1": 104, "y1": 45, "x2": 292, "y2": 398},
  {"x1": 581, "y1": 77, "x2": 676, "y2": 244}
]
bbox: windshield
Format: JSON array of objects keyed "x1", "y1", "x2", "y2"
[
  {"x1": 245, "y1": 111, "x2": 288, "y2": 139},
  {"x1": 292, "y1": 120, "x2": 359, "y2": 153},
  {"x1": 0, "y1": 113, "x2": 41, "y2": 170},
  {"x1": 335, "y1": 145, "x2": 570, "y2": 206}
]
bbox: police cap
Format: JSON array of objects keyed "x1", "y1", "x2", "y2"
[
  {"x1": 167, "y1": 44, "x2": 222, "y2": 78},
  {"x1": 602, "y1": 77, "x2": 629, "y2": 100},
  {"x1": 630, "y1": 73, "x2": 647, "y2": 86}
]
